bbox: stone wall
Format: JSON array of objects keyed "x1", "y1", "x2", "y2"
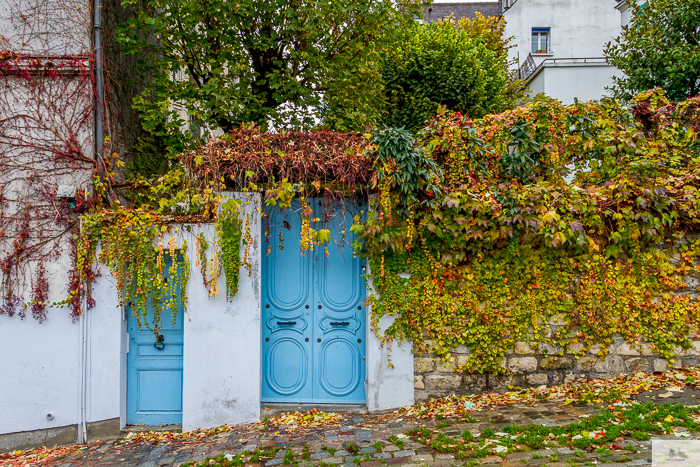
[
  {"x1": 411, "y1": 236, "x2": 700, "y2": 400},
  {"x1": 414, "y1": 337, "x2": 700, "y2": 400}
]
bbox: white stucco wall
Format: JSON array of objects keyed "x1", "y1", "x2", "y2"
[
  {"x1": 0, "y1": 0, "x2": 98, "y2": 440},
  {"x1": 527, "y1": 70, "x2": 546, "y2": 96},
  {"x1": 0, "y1": 260, "x2": 119, "y2": 438},
  {"x1": 365, "y1": 272, "x2": 414, "y2": 413},
  {"x1": 182, "y1": 193, "x2": 263, "y2": 431},
  {"x1": 527, "y1": 62, "x2": 618, "y2": 104},
  {"x1": 617, "y1": 0, "x2": 645, "y2": 27},
  {"x1": 0, "y1": 310, "x2": 81, "y2": 435},
  {"x1": 88, "y1": 266, "x2": 123, "y2": 426},
  {"x1": 0, "y1": 0, "x2": 90, "y2": 55},
  {"x1": 504, "y1": 0, "x2": 621, "y2": 69},
  {"x1": 365, "y1": 314, "x2": 415, "y2": 412},
  {"x1": 0, "y1": 194, "x2": 262, "y2": 438}
]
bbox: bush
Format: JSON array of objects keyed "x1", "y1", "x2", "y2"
[
  {"x1": 605, "y1": 0, "x2": 700, "y2": 101},
  {"x1": 380, "y1": 14, "x2": 520, "y2": 131}
]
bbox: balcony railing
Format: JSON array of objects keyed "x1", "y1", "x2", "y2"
[{"x1": 516, "y1": 53, "x2": 536, "y2": 81}]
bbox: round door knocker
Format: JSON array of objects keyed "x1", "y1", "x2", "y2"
[{"x1": 154, "y1": 334, "x2": 165, "y2": 350}]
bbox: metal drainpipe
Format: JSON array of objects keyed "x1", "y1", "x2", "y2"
[
  {"x1": 78, "y1": 0, "x2": 103, "y2": 444},
  {"x1": 94, "y1": 0, "x2": 104, "y2": 170},
  {"x1": 78, "y1": 218, "x2": 89, "y2": 444},
  {"x1": 79, "y1": 292, "x2": 89, "y2": 444},
  {"x1": 93, "y1": 0, "x2": 115, "y2": 205}
]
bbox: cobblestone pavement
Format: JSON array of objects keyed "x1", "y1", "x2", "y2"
[{"x1": 3, "y1": 398, "x2": 682, "y2": 467}]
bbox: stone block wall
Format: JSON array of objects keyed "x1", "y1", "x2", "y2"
[
  {"x1": 414, "y1": 338, "x2": 700, "y2": 401},
  {"x1": 412, "y1": 237, "x2": 700, "y2": 400}
]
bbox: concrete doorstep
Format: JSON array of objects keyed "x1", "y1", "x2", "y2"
[{"x1": 261, "y1": 404, "x2": 368, "y2": 419}]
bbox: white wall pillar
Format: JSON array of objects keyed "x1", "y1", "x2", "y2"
[
  {"x1": 365, "y1": 272, "x2": 414, "y2": 412},
  {"x1": 182, "y1": 192, "x2": 262, "y2": 430}
]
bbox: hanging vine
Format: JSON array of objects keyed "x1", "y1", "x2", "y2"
[
  {"x1": 216, "y1": 198, "x2": 243, "y2": 299},
  {"x1": 75, "y1": 207, "x2": 193, "y2": 335}
]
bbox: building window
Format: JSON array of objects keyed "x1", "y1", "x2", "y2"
[{"x1": 532, "y1": 28, "x2": 550, "y2": 54}]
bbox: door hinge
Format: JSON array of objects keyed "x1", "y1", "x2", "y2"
[{"x1": 126, "y1": 332, "x2": 130, "y2": 354}]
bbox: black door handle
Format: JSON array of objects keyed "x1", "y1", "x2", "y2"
[
  {"x1": 154, "y1": 334, "x2": 165, "y2": 350},
  {"x1": 329, "y1": 321, "x2": 350, "y2": 326},
  {"x1": 277, "y1": 321, "x2": 297, "y2": 325}
]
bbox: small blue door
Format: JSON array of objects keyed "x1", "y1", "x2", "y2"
[
  {"x1": 127, "y1": 255, "x2": 184, "y2": 425},
  {"x1": 262, "y1": 199, "x2": 366, "y2": 403}
]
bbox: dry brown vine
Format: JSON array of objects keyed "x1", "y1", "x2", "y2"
[{"x1": 0, "y1": 0, "x2": 99, "y2": 320}]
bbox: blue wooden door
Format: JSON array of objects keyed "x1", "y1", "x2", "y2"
[
  {"x1": 262, "y1": 199, "x2": 366, "y2": 403},
  {"x1": 262, "y1": 200, "x2": 314, "y2": 401},
  {"x1": 127, "y1": 255, "x2": 184, "y2": 425}
]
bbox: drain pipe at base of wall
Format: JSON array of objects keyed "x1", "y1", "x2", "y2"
[
  {"x1": 79, "y1": 0, "x2": 105, "y2": 445},
  {"x1": 79, "y1": 0, "x2": 103, "y2": 444},
  {"x1": 78, "y1": 291, "x2": 89, "y2": 444}
]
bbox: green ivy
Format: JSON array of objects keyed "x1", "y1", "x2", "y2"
[
  {"x1": 356, "y1": 90, "x2": 700, "y2": 372},
  {"x1": 216, "y1": 199, "x2": 244, "y2": 300},
  {"x1": 77, "y1": 208, "x2": 189, "y2": 336}
]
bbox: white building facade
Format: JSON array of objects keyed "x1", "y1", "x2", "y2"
[
  {"x1": 616, "y1": 0, "x2": 647, "y2": 27},
  {"x1": 503, "y1": 0, "x2": 623, "y2": 103}
]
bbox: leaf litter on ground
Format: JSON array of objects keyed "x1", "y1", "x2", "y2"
[
  {"x1": 396, "y1": 368, "x2": 700, "y2": 419},
  {"x1": 3, "y1": 368, "x2": 700, "y2": 466}
]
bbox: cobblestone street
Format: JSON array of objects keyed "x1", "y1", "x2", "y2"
[{"x1": 1, "y1": 398, "x2": 679, "y2": 467}]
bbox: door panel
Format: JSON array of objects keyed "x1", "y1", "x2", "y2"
[
  {"x1": 313, "y1": 199, "x2": 366, "y2": 403},
  {"x1": 262, "y1": 198, "x2": 366, "y2": 403},
  {"x1": 127, "y1": 255, "x2": 184, "y2": 425},
  {"x1": 265, "y1": 202, "x2": 311, "y2": 310},
  {"x1": 265, "y1": 337, "x2": 308, "y2": 395},
  {"x1": 262, "y1": 200, "x2": 313, "y2": 401},
  {"x1": 318, "y1": 337, "x2": 361, "y2": 396},
  {"x1": 317, "y1": 235, "x2": 362, "y2": 312}
]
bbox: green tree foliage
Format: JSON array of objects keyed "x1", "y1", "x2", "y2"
[
  {"x1": 605, "y1": 0, "x2": 700, "y2": 101},
  {"x1": 379, "y1": 14, "x2": 520, "y2": 131},
  {"x1": 117, "y1": 0, "x2": 423, "y2": 154}
]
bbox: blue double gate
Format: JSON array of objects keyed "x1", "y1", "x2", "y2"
[{"x1": 262, "y1": 199, "x2": 367, "y2": 403}]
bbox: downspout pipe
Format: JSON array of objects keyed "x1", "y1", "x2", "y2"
[
  {"x1": 78, "y1": 287, "x2": 89, "y2": 444},
  {"x1": 79, "y1": 0, "x2": 103, "y2": 445},
  {"x1": 94, "y1": 0, "x2": 104, "y2": 169},
  {"x1": 93, "y1": 0, "x2": 115, "y2": 205}
]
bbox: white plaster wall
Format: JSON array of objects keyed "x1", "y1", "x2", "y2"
[
  {"x1": 1, "y1": 191, "x2": 416, "y2": 438},
  {"x1": 0, "y1": 0, "x2": 91, "y2": 55},
  {"x1": 527, "y1": 70, "x2": 546, "y2": 96},
  {"x1": 182, "y1": 192, "x2": 262, "y2": 431},
  {"x1": 504, "y1": 0, "x2": 621, "y2": 69},
  {"x1": 0, "y1": 310, "x2": 80, "y2": 434},
  {"x1": 617, "y1": 0, "x2": 645, "y2": 27},
  {"x1": 619, "y1": 3, "x2": 633, "y2": 26},
  {"x1": 87, "y1": 265, "x2": 123, "y2": 425},
  {"x1": 528, "y1": 64, "x2": 618, "y2": 104},
  {"x1": 0, "y1": 259, "x2": 123, "y2": 437},
  {"x1": 365, "y1": 272, "x2": 414, "y2": 413}
]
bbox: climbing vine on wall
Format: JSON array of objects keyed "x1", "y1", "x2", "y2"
[
  {"x1": 355, "y1": 89, "x2": 700, "y2": 373},
  {"x1": 77, "y1": 207, "x2": 191, "y2": 335},
  {"x1": 217, "y1": 198, "x2": 244, "y2": 299},
  {"x1": 0, "y1": 51, "x2": 97, "y2": 321}
]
